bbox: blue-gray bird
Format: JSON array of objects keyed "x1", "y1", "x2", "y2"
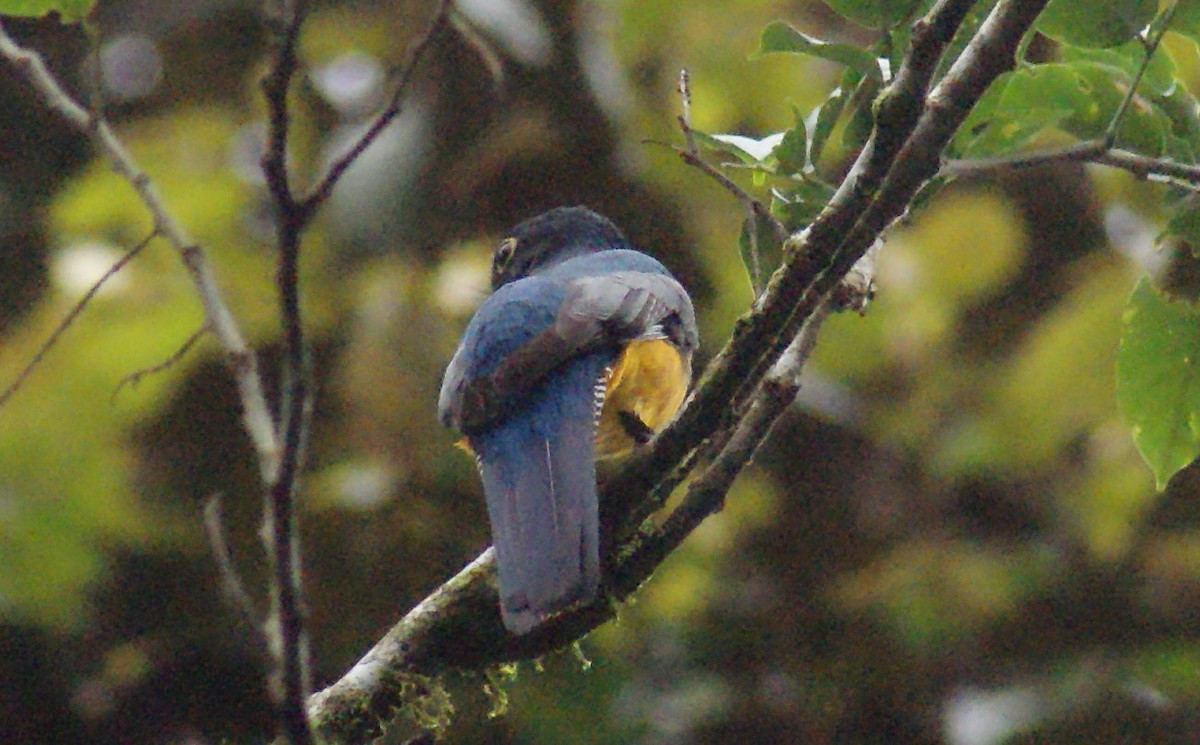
[{"x1": 438, "y1": 207, "x2": 698, "y2": 634}]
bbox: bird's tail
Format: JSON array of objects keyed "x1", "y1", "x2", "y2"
[{"x1": 472, "y1": 354, "x2": 610, "y2": 635}]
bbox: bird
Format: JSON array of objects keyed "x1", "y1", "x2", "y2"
[{"x1": 438, "y1": 206, "x2": 698, "y2": 635}]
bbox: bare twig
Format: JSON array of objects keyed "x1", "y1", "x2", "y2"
[
  {"x1": 943, "y1": 142, "x2": 1200, "y2": 191},
  {"x1": 258, "y1": 1, "x2": 317, "y2": 743},
  {"x1": 204, "y1": 494, "x2": 262, "y2": 626},
  {"x1": 256, "y1": 1, "x2": 457, "y2": 741},
  {"x1": 111, "y1": 324, "x2": 208, "y2": 402},
  {"x1": 1096, "y1": 148, "x2": 1200, "y2": 187},
  {"x1": 0, "y1": 230, "x2": 156, "y2": 410},
  {"x1": 673, "y1": 68, "x2": 785, "y2": 296},
  {"x1": 673, "y1": 144, "x2": 768, "y2": 216},
  {"x1": 673, "y1": 69, "x2": 787, "y2": 246},
  {"x1": 0, "y1": 21, "x2": 280, "y2": 480},
  {"x1": 260, "y1": 0, "x2": 305, "y2": 213},
  {"x1": 299, "y1": 0, "x2": 453, "y2": 214},
  {"x1": 941, "y1": 139, "x2": 1107, "y2": 175},
  {"x1": 1106, "y1": 0, "x2": 1176, "y2": 147},
  {"x1": 677, "y1": 68, "x2": 698, "y2": 155}
]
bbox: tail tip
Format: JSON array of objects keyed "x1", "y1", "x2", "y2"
[{"x1": 499, "y1": 583, "x2": 599, "y2": 636}]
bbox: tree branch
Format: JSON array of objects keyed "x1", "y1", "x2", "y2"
[
  {"x1": 1096, "y1": 148, "x2": 1200, "y2": 188},
  {"x1": 0, "y1": 229, "x2": 156, "y2": 409},
  {"x1": 259, "y1": 1, "x2": 316, "y2": 743},
  {"x1": 943, "y1": 141, "x2": 1200, "y2": 191},
  {"x1": 299, "y1": 0, "x2": 452, "y2": 214},
  {"x1": 606, "y1": 0, "x2": 983, "y2": 537},
  {"x1": 615, "y1": 298, "x2": 834, "y2": 585},
  {"x1": 257, "y1": 1, "x2": 460, "y2": 740},
  {"x1": 646, "y1": 0, "x2": 978, "y2": 478},
  {"x1": 204, "y1": 494, "x2": 263, "y2": 628},
  {"x1": 111, "y1": 322, "x2": 209, "y2": 402},
  {"x1": 0, "y1": 23, "x2": 281, "y2": 479}
]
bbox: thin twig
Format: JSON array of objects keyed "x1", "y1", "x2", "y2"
[
  {"x1": 942, "y1": 141, "x2": 1200, "y2": 191},
  {"x1": 673, "y1": 145, "x2": 762, "y2": 207},
  {"x1": 0, "y1": 21, "x2": 281, "y2": 480},
  {"x1": 204, "y1": 494, "x2": 262, "y2": 625},
  {"x1": 1105, "y1": 0, "x2": 1177, "y2": 147},
  {"x1": 941, "y1": 140, "x2": 1107, "y2": 175},
  {"x1": 260, "y1": 0, "x2": 305, "y2": 213},
  {"x1": 672, "y1": 70, "x2": 782, "y2": 296},
  {"x1": 259, "y1": 1, "x2": 317, "y2": 743},
  {"x1": 673, "y1": 69, "x2": 787, "y2": 246},
  {"x1": 677, "y1": 68, "x2": 698, "y2": 155},
  {"x1": 0, "y1": 230, "x2": 157, "y2": 410},
  {"x1": 299, "y1": 0, "x2": 453, "y2": 214},
  {"x1": 111, "y1": 324, "x2": 209, "y2": 403},
  {"x1": 1096, "y1": 148, "x2": 1200, "y2": 187}
]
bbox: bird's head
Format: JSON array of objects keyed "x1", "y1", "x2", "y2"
[{"x1": 490, "y1": 206, "x2": 628, "y2": 290}]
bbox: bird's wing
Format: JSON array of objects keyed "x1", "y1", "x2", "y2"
[
  {"x1": 438, "y1": 277, "x2": 567, "y2": 435},
  {"x1": 439, "y1": 271, "x2": 697, "y2": 435},
  {"x1": 557, "y1": 270, "x2": 698, "y2": 351}
]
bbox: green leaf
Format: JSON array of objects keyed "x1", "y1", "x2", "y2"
[
  {"x1": 1165, "y1": 195, "x2": 1200, "y2": 247},
  {"x1": 1175, "y1": 0, "x2": 1200, "y2": 47},
  {"x1": 822, "y1": 0, "x2": 923, "y2": 29},
  {"x1": 1038, "y1": 0, "x2": 1156, "y2": 48},
  {"x1": 772, "y1": 109, "x2": 808, "y2": 176},
  {"x1": 0, "y1": 0, "x2": 95, "y2": 22},
  {"x1": 1117, "y1": 277, "x2": 1200, "y2": 489},
  {"x1": 1154, "y1": 197, "x2": 1200, "y2": 303},
  {"x1": 771, "y1": 179, "x2": 836, "y2": 230},
  {"x1": 692, "y1": 130, "x2": 784, "y2": 165},
  {"x1": 843, "y1": 99, "x2": 874, "y2": 150},
  {"x1": 1061, "y1": 40, "x2": 1177, "y2": 96},
  {"x1": 809, "y1": 69, "x2": 860, "y2": 167},
  {"x1": 754, "y1": 21, "x2": 883, "y2": 81},
  {"x1": 738, "y1": 214, "x2": 784, "y2": 296},
  {"x1": 954, "y1": 61, "x2": 1171, "y2": 157}
]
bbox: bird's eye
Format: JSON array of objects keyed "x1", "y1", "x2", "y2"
[{"x1": 494, "y1": 237, "x2": 518, "y2": 272}]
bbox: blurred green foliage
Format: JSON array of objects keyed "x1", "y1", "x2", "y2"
[
  {"x1": 0, "y1": 0, "x2": 94, "y2": 23},
  {"x1": 4, "y1": 1, "x2": 1200, "y2": 744}
]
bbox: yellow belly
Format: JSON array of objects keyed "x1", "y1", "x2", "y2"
[
  {"x1": 595, "y1": 338, "x2": 690, "y2": 458},
  {"x1": 455, "y1": 339, "x2": 689, "y2": 458}
]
